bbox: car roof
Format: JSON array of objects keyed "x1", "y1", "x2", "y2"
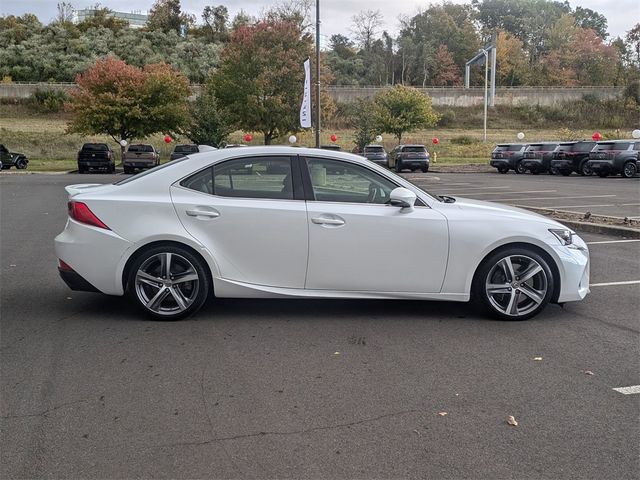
[
  {"x1": 400, "y1": 144, "x2": 426, "y2": 147},
  {"x1": 496, "y1": 143, "x2": 525, "y2": 147},
  {"x1": 364, "y1": 144, "x2": 384, "y2": 147}
]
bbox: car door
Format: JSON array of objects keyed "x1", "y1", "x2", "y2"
[
  {"x1": 170, "y1": 155, "x2": 308, "y2": 289},
  {"x1": 302, "y1": 156, "x2": 449, "y2": 293}
]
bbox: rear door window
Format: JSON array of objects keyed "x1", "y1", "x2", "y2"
[{"x1": 213, "y1": 156, "x2": 294, "y2": 200}]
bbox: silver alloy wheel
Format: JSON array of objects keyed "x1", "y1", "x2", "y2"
[
  {"x1": 134, "y1": 252, "x2": 200, "y2": 316},
  {"x1": 485, "y1": 255, "x2": 548, "y2": 318}
]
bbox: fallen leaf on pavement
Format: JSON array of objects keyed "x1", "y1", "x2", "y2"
[
  {"x1": 533, "y1": 356, "x2": 543, "y2": 361},
  {"x1": 507, "y1": 415, "x2": 518, "y2": 426},
  {"x1": 438, "y1": 412, "x2": 448, "y2": 416},
  {"x1": 584, "y1": 370, "x2": 594, "y2": 375},
  {"x1": 333, "y1": 352, "x2": 340, "y2": 355}
]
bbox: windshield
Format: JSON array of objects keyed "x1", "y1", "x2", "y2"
[
  {"x1": 364, "y1": 146, "x2": 384, "y2": 153},
  {"x1": 82, "y1": 144, "x2": 108, "y2": 151},
  {"x1": 402, "y1": 146, "x2": 426, "y2": 153},
  {"x1": 114, "y1": 157, "x2": 189, "y2": 185},
  {"x1": 596, "y1": 143, "x2": 629, "y2": 151},
  {"x1": 128, "y1": 144, "x2": 154, "y2": 152},
  {"x1": 174, "y1": 145, "x2": 198, "y2": 154}
]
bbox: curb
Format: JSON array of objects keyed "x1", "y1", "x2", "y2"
[{"x1": 517, "y1": 205, "x2": 640, "y2": 238}]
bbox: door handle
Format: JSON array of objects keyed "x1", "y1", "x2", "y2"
[
  {"x1": 311, "y1": 216, "x2": 345, "y2": 226},
  {"x1": 186, "y1": 209, "x2": 220, "y2": 218}
]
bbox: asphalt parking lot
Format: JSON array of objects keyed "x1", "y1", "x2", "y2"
[
  {"x1": 404, "y1": 171, "x2": 640, "y2": 220},
  {"x1": 1, "y1": 173, "x2": 639, "y2": 479}
]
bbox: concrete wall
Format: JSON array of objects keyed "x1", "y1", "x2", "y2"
[
  {"x1": 326, "y1": 86, "x2": 624, "y2": 106},
  {"x1": 0, "y1": 82, "x2": 624, "y2": 107}
]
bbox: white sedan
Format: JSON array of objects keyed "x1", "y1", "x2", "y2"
[{"x1": 55, "y1": 147, "x2": 589, "y2": 321}]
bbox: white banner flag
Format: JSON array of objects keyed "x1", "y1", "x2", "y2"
[{"x1": 300, "y1": 58, "x2": 312, "y2": 128}]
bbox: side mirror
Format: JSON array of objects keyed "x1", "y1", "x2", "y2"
[{"x1": 389, "y1": 187, "x2": 416, "y2": 211}]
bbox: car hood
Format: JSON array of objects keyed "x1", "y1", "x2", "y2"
[{"x1": 437, "y1": 196, "x2": 565, "y2": 228}]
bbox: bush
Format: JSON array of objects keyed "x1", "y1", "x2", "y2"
[
  {"x1": 450, "y1": 135, "x2": 475, "y2": 145},
  {"x1": 29, "y1": 89, "x2": 69, "y2": 113}
]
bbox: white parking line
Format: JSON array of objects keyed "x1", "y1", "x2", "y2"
[
  {"x1": 431, "y1": 189, "x2": 557, "y2": 196},
  {"x1": 613, "y1": 385, "x2": 640, "y2": 395},
  {"x1": 590, "y1": 280, "x2": 640, "y2": 287},
  {"x1": 491, "y1": 195, "x2": 617, "y2": 202},
  {"x1": 586, "y1": 240, "x2": 640, "y2": 245}
]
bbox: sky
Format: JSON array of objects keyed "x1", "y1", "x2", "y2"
[{"x1": 1, "y1": 0, "x2": 639, "y2": 41}]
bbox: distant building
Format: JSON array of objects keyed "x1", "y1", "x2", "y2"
[{"x1": 72, "y1": 9, "x2": 148, "y2": 29}]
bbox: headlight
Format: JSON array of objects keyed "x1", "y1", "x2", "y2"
[{"x1": 549, "y1": 228, "x2": 573, "y2": 246}]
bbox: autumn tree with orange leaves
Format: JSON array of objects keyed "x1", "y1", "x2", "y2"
[{"x1": 66, "y1": 57, "x2": 191, "y2": 155}]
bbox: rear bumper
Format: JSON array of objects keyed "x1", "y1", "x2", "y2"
[
  {"x1": 123, "y1": 159, "x2": 156, "y2": 168},
  {"x1": 58, "y1": 267, "x2": 100, "y2": 292},
  {"x1": 55, "y1": 218, "x2": 132, "y2": 295},
  {"x1": 490, "y1": 160, "x2": 510, "y2": 168},
  {"x1": 78, "y1": 160, "x2": 112, "y2": 168}
]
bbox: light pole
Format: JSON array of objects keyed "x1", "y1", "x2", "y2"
[
  {"x1": 315, "y1": 0, "x2": 321, "y2": 148},
  {"x1": 480, "y1": 48, "x2": 488, "y2": 142}
]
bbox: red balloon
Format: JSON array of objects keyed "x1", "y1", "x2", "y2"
[
  {"x1": 244, "y1": 133, "x2": 252, "y2": 142},
  {"x1": 432, "y1": 137, "x2": 439, "y2": 145},
  {"x1": 164, "y1": 135, "x2": 172, "y2": 144},
  {"x1": 592, "y1": 131, "x2": 601, "y2": 141},
  {"x1": 330, "y1": 134, "x2": 337, "y2": 142}
]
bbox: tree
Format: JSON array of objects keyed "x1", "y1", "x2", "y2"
[
  {"x1": 67, "y1": 57, "x2": 191, "y2": 155},
  {"x1": 573, "y1": 7, "x2": 608, "y2": 39},
  {"x1": 349, "y1": 99, "x2": 377, "y2": 152},
  {"x1": 372, "y1": 85, "x2": 439, "y2": 143},
  {"x1": 495, "y1": 30, "x2": 530, "y2": 85},
  {"x1": 183, "y1": 84, "x2": 232, "y2": 146},
  {"x1": 201, "y1": 5, "x2": 229, "y2": 42},
  {"x1": 211, "y1": 19, "x2": 313, "y2": 144},
  {"x1": 147, "y1": 0, "x2": 194, "y2": 34},
  {"x1": 351, "y1": 10, "x2": 383, "y2": 51},
  {"x1": 55, "y1": 2, "x2": 75, "y2": 24},
  {"x1": 433, "y1": 45, "x2": 462, "y2": 86}
]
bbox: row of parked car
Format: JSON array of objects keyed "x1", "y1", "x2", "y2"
[
  {"x1": 76, "y1": 143, "x2": 220, "y2": 173},
  {"x1": 326, "y1": 144, "x2": 431, "y2": 173},
  {"x1": 489, "y1": 140, "x2": 640, "y2": 178}
]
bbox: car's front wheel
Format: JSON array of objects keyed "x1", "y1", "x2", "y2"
[
  {"x1": 514, "y1": 160, "x2": 525, "y2": 174},
  {"x1": 579, "y1": 160, "x2": 592, "y2": 176},
  {"x1": 127, "y1": 245, "x2": 210, "y2": 320},
  {"x1": 473, "y1": 247, "x2": 554, "y2": 321},
  {"x1": 15, "y1": 158, "x2": 27, "y2": 169}
]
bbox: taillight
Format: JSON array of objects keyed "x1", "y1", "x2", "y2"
[
  {"x1": 68, "y1": 201, "x2": 110, "y2": 229},
  {"x1": 58, "y1": 259, "x2": 73, "y2": 271}
]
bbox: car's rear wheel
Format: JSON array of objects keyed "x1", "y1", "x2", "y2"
[
  {"x1": 473, "y1": 247, "x2": 554, "y2": 321},
  {"x1": 127, "y1": 245, "x2": 210, "y2": 321},
  {"x1": 421, "y1": 166, "x2": 428, "y2": 173},
  {"x1": 395, "y1": 161, "x2": 403, "y2": 173},
  {"x1": 514, "y1": 160, "x2": 525, "y2": 174},
  {"x1": 622, "y1": 161, "x2": 637, "y2": 178},
  {"x1": 15, "y1": 158, "x2": 27, "y2": 169},
  {"x1": 579, "y1": 160, "x2": 592, "y2": 176}
]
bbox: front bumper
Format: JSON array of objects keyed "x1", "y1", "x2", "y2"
[
  {"x1": 550, "y1": 159, "x2": 573, "y2": 169},
  {"x1": 551, "y1": 234, "x2": 590, "y2": 303},
  {"x1": 490, "y1": 159, "x2": 510, "y2": 168},
  {"x1": 522, "y1": 159, "x2": 544, "y2": 171}
]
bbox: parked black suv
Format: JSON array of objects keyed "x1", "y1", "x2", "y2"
[
  {"x1": 490, "y1": 144, "x2": 527, "y2": 174},
  {"x1": 77, "y1": 143, "x2": 115, "y2": 173},
  {"x1": 550, "y1": 141, "x2": 596, "y2": 176},
  {"x1": 0, "y1": 144, "x2": 28, "y2": 170},
  {"x1": 587, "y1": 140, "x2": 640, "y2": 178},
  {"x1": 363, "y1": 144, "x2": 388, "y2": 166},
  {"x1": 388, "y1": 145, "x2": 429, "y2": 172},
  {"x1": 521, "y1": 142, "x2": 559, "y2": 174}
]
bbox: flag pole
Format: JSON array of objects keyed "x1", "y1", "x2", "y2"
[{"x1": 315, "y1": 0, "x2": 321, "y2": 148}]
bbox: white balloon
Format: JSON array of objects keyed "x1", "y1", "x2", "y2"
[
  {"x1": 632, "y1": 129, "x2": 640, "y2": 139},
  {"x1": 516, "y1": 132, "x2": 525, "y2": 140},
  {"x1": 288, "y1": 135, "x2": 297, "y2": 144},
  {"x1": 375, "y1": 135, "x2": 383, "y2": 142},
  {"x1": 119, "y1": 139, "x2": 127, "y2": 147}
]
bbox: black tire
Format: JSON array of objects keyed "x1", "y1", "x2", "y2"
[
  {"x1": 514, "y1": 160, "x2": 525, "y2": 175},
  {"x1": 472, "y1": 246, "x2": 555, "y2": 321},
  {"x1": 531, "y1": 170, "x2": 539, "y2": 175},
  {"x1": 78, "y1": 166, "x2": 86, "y2": 174},
  {"x1": 597, "y1": 171, "x2": 608, "y2": 178},
  {"x1": 549, "y1": 167, "x2": 558, "y2": 175},
  {"x1": 126, "y1": 245, "x2": 211, "y2": 321},
  {"x1": 110, "y1": 163, "x2": 116, "y2": 174},
  {"x1": 579, "y1": 160, "x2": 592, "y2": 176},
  {"x1": 123, "y1": 166, "x2": 132, "y2": 175},
  {"x1": 395, "y1": 161, "x2": 403, "y2": 173},
  {"x1": 560, "y1": 170, "x2": 571, "y2": 176},
  {"x1": 15, "y1": 158, "x2": 27, "y2": 169},
  {"x1": 421, "y1": 166, "x2": 428, "y2": 173},
  {"x1": 498, "y1": 167, "x2": 509, "y2": 174},
  {"x1": 622, "y1": 161, "x2": 637, "y2": 178}
]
